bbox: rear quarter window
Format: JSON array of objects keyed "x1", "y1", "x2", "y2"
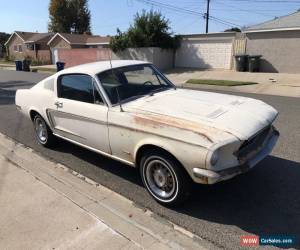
[{"x1": 44, "y1": 78, "x2": 54, "y2": 91}]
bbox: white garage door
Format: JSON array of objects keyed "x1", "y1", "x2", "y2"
[{"x1": 175, "y1": 39, "x2": 233, "y2": 69}]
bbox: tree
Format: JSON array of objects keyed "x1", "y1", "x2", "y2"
[
  {"x1": 0, "y1": 32, "x2": 10, "y2": 54},
  {"x1": 110, "y1": 10, "x2": 179, "y2": 52},
  {"x1": 48, "y1": 0, "x2": 71, "y2": 33},
  {"x1": 69, "y1": 0, "x2": 91, "y2": 34},
  {"x1": 110, "y1": 29, "x2": 129, "y2": 52},
  {"x1": 48, "y1": 0, "x2": 91, "y2": 34}
]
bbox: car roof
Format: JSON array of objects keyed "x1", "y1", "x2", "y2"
[{"x1": 57, "y1": 60, "x2": 150, "y2": 76}]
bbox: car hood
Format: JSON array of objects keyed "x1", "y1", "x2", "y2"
[{"x1": 125, "y1": 88, "x2": 278, "y2": 140}]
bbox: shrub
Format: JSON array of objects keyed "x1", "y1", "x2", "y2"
[{"x1": 110, "y1": 10, "x2": 180, "y2": 52}]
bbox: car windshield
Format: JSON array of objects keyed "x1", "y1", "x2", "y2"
[{"x1": 97, "y1": 64, "x2": 174, "y2": 105}]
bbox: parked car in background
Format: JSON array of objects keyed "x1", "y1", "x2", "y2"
[{"x1": 15, "y1": 60, "x2": 279, "y2": 205}]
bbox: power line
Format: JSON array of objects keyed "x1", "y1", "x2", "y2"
[
  {"x1": 214, "y1": 0, "x2": 277, "y2": 18},
  {"x1": 134, "y1": 0, "x2": 241, "y2": 28},
  {"x1": 223, "y1": 0, "x2": 300, "y2": 2}
]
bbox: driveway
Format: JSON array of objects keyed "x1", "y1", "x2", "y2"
[{"x1": 1, "y1": 70, "x2": 300, "y2": 249}]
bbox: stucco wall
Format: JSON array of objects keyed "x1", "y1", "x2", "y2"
[
  {"x1": 56, "y1": 47, "x2": 174, "y2": 70},
  {"x1": 175, "y1": 33, "x2": 236, "y2": 70},
  {"x1": 246, "y1": 30, "x2": 300, "y2": 73},
  {"x1": 113, "y1": 47, "x2": 174, "y2": 71}
]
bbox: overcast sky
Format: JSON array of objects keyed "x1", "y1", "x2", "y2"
[{"x1": 0, "y1": 0, "x2": 299, "y2": 35}]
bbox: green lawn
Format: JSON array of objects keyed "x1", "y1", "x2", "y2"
[{"x1": 186, "y1": 79, "x2": 258, "y2": 86}]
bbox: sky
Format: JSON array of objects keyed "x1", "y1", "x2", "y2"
[{"x1": 0, "y1": 0, "x2": 300, "y2": 36}]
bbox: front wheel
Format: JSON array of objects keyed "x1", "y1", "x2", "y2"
[
  {"x1": 140, "y1": 150, "x2": 191, "y2": 206},
  {"x1": 33, "y1": 114, "x2": 56, "y2": 147}
]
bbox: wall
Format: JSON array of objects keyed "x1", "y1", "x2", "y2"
[
  {"x1": 24, "y1": 50, "x2": 51, "y2": 64},
  {"x1": 57, "y1": 47, "x2": 174, "y2": 70},
  {"x1": 57, "y1": 48, "x2": 111, "y2": 67},
  {"x1": 175, "y1": 32, "x2": 236, "y2": 70},
  {"x1": 49, "y1": 36, "x2": 71, "y2": 49},
  {"x1": 246, "y1": 30, "x2": 300, "y2": 73},
  {"x1": 7, "y1": 34, "x2": 26, "y2": 60},
  {"x1": 113, "y1": 47, "x2": 174, "y2": 71}
]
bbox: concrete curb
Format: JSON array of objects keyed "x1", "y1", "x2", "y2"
[{"x1": 0, "y1": 133, "x2": 218, "y2": 250}]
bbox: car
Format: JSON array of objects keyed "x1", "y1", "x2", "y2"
[{"x1": 15, "y1": 60, "x2": 279, "y2": 206}]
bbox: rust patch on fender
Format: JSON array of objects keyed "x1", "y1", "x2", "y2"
[{"x1": 133, "y1": 114, "x2": 215, "y2": 143}]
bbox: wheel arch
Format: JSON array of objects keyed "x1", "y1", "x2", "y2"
[
  {"x1": 29, "y1": 108, "x2": 52, "y2": 130},
  {"x1": 134, "y1": 141, "x2": 191, "y2": 179}
]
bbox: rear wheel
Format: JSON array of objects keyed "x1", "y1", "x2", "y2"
[
  {"x1": 140, "y1": 149, "x2": 191, "y2": 206},
  {"x1": 33, "y1": 114, "x2": 56, "y2": 147}
]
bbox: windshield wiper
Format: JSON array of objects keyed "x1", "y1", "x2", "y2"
[
  {"x1": 149, "y1": 86, "x2": 171, "y2": 96},
  {"x1": 119, "y1": 93, "x2": 148, "y2": 104}
]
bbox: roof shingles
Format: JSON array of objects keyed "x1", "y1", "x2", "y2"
[
  {"x1": 15, "y1": 31, "x2": 53, "y2": 42},
  {"x1": 56, "y1": 33, "x2": 110, "y2": 44},
  {"x1": 245, "y1": 11, "x2": 300, "y2": 32}
]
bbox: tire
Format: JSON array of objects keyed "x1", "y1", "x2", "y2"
[
  {"x1": 140, "y1": 149, "x2": 191, "y2": 206},
  {"x1": 33, "y1": 114, "x2": 56, "y2": 148}
]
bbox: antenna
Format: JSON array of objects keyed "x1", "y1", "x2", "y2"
[
  {"x1": 107, "y1": 47, "x2": 113, "y2": 69},
  {"x1": 106, "y1": 48, "x2": 124, "y2": 112}
]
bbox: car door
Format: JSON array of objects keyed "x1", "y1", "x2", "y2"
[{"x1": 47, "y1": 73, "x2": 110, "y2": 154}]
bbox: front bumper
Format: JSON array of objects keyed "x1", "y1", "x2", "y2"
[{"x1": 193, "y1": 126, "x2": 279, "y2": 184}]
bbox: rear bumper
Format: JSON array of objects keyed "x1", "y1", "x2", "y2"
[{"x1": 193, "y1": 127, "x2": 279, "y2": 184}]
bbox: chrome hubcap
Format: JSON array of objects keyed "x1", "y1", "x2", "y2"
[
  {"x1": 35, "y1": 118, "x2": 47, "y2": 142},
  {"x1": 145, "y1": 159, "x2": 176, "y2": 199}
]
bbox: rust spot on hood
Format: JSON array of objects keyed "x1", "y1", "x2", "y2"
[{"x1": 133, "y1": 114, "x2": 216, "y2": 143}]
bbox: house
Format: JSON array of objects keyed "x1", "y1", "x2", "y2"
[
  {"x1": 5, "y1": 31, "x2": 53, "y2": 63},
  {"x1": 4, "y1": 31, "x2": 111, "y2": 65},
  {"x1": 47, "y1": 33, "x2": 110, "y2": 64},
  {"x1": 175, "y1": 32, "x2": 237, "y2": 70},
  {"x1": 47, "y1": 33, "x2": 110, "y2": 49},
  {"x1": 244, "y1": 11, "x2": 300, "y2": 73}
]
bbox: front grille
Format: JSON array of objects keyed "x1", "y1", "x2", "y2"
[{"x1": 236, "y1": 125, "x2": 272, "y2": 163}]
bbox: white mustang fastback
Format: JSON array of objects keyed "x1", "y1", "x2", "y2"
[{"x1": 16, "y1": 60, "x2": 279, "y2": 205}]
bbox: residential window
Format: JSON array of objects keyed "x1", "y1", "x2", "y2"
[
  {"x1": 18, "y1": 45, "x2": 22, "y2": 52},
  {"x1": 58, "y1": 74, "x2": 104, "y2": 104},
  {"x1": 27, "y1": 44, "x2": 34, "y2": 50},
  {"x1": 14, "y1": 45, "x2": 18, "y2": 52}
]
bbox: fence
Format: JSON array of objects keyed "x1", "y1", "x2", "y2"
[
  {"x1": 24, "y1": 50, "x2": 52, "y2": 64},
  {"x1": 57, "y1": 48, "x2": 112, "y2": 68},
  {"x1": 57, "y1": 47, "x2": 174, "y2": 71}
]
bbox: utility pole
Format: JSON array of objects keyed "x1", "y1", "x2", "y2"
[{"x1": 205, "y1": 0, "x2": 210, "y2": 33}]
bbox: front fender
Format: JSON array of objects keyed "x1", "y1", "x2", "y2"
[{"x1": 133, "y1": 135, "x2": 209, "y2": 182}]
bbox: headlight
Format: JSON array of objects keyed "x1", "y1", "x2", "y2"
[{"x1": 210, "y1": 150, "x2": 219, "y2": 166}]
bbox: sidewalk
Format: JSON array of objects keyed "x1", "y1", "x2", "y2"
[
  {"x1": 165, "y1": 68, "x2": 300, "y2": 98},
  {"x1": 0, "y1": 133, "x2": 215, "y2": 250},
  {"x1": 0, "y1": 63, "x2": 56, "y2": 73}
]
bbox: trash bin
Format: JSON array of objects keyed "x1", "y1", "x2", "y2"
[
  {"x1": 234, "y1": 55, "x2": 248, "y2": 72},
  {"x1": 56, "y1": 62, "x2": 65, "y2": 72},
  {"x1": 22, "y1": 59, "x2": 31, "y2": 72},
  {"x1": 248, "y1": 55, "x2": 262, "y2": 72},
  {"x1": 15, "y1": 60, "x2": 23, "y2": 71}
]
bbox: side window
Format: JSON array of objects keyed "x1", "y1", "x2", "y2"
[
  {"x1": 58, "y1": 74, "x2": 103, "y2": 104},
  {"x1": 93, "y1": 80, "x2": 104, "y2": 105}
]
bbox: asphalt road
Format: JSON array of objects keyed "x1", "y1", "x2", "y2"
[{"x1": 1, "y1": 70, "x2": 300, "y2": 249}]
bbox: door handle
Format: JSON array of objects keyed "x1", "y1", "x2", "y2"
[{"x1": 54, "y1": 101, "x2": 63, "y2": 108}]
